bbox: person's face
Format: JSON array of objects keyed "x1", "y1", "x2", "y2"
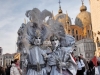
[
  {"x1": 16, "y1": 60, "x2": 20, "y2": 65},
  {"x1": 34, "y1": 36, "x2": 41, "y2": 45},
  {"x1": 80, "y1": 55, "x2": 83, "y2": 58},
  {"x1": 76, "y1": 57, "x2": 79, "y2": 61},
  {"x1": 51, "y1": 38, "x2": 59, "y2": 48}
]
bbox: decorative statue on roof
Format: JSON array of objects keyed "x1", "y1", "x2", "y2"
[{"x1": 17, "y1": 7, "x2": 77, "y2": 75}]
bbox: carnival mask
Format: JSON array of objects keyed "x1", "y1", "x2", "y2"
[
  {"x1": 33, "y1": 29, "x2": 42, "y2": 45},
  {"x1": 34, "y1": 36, "x2": 41, "y2": 45},
  {"x1": 50, "y1": 35, "x2": 60, "y2": 47}
]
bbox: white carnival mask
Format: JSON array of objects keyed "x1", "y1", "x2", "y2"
[
  {"x1": 51, "y1": 39, "x2": 59, "y2": 48},
  {"x1": 34, "y1": 37, "x2": 41, "y2": 45}
]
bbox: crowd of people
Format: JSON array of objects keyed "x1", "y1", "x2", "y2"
[
  {"x1": 72, "y1": 54, "x2": 100, "y2": 75},
  {"x1": 0, "y1": 59, "x2": 22, "y2": 75},
  {"x1": 0, "y1": 55, "x2": 100, "y2": 75}
]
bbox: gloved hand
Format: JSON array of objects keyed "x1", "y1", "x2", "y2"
[
  {"x1": 42, "y1": 54, "x2": 48, "y2": 59},
  {"x1": 66, "y1": 62, "x2": 71, "y2": 68},
  {"x1": 58, "y1": 62, "x2": 66, "y2": 67}
]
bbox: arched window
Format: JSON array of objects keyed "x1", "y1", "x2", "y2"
[
  {"x1": 76, "y1": 35, "x2": 78, "y2": 40},
  {"x1": 97, "y1": 37, "x2": 100, "y2": 47},
  {"x1": 68, "y1": 30, "x2": 70, "y2": 33},
  {"x1": 76, "y1": 30, "x2": 78, "y2": 34},
  {"x1": 72, "y1": 29, "x2": 74, "y2": 34},
  {"x1": 88, "y1": 30, "x2": 90, "y2": 37}
]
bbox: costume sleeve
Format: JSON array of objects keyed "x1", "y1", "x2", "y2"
[{"x1": 47, "y1": 54, "x2": 57, "y2": 66}]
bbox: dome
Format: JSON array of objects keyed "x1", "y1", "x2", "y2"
[
  {"x1": 80, "y1": 5, "x2": 87, "y2": 12},
  {"x1": 75, "y1": 5, "x2": 91, "y2": 28},
  {"x1": 55, "y1": 13, "x2": 72, "y2": 25}
]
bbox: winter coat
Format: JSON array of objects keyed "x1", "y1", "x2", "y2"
[{"x1": 10, "y1": 64, "x2": 21, "y2": 75}]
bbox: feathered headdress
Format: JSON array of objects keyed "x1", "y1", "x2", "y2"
[
  {"x1": 25, "y1": 8, "x2": 52, "y2": 44},
  {"x1": 46, "y1": 19, "x2": 65, "y2": 39}
]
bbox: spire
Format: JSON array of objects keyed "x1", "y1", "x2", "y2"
[
  {"x1": 58, "y1": 0, "x2": 61, "y2": 8},
  {"x1": 58, "y1": 0, "x2": 62, "y2": 14},
  {"x1": 81, "y1": 0, "x2": 84, "y2": 5},
  {"x1": 80, "y1": 0, "x2": 87, "y2": 12}
]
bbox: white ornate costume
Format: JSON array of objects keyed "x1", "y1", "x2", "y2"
[
  {"x1": 47, "y1": 36, "x2": 77, "y2": 75},
  {"x1": 17, "y1": 7, "x2": 77, "y2": 75},
  {"x1": 46, "y1": 18, "x2": 77, "y2": 75},
  {"x1": 24, "y1": 8, "x2": 52, "y2": 75},
  {"x1": 26, "y1": 46, "x2": 47, "y2": 75}
]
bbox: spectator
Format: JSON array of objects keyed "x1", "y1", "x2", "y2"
[
  {"x1": 88, "y1": 60, "x2": 95, "y2": 75},
  {"x1": 10, "y1": 59, "x2": 22, "y2": 75},
  {"x1": 80, "y1": 54, "x2": 89, "y2": 70},
  {"x1": 6, "y1": 61, "x2": 13, "y2": 75},
  {"x1": 97, "y1": 61, "x2": 100, "y2": 74},
  {"x1": 0, "y1": 66, "x2": 6, "y2": 75},
  {"x1": 92, "y1": 56, "x2": 97, "y2": 67},
  {"x1": 76, "y1": 56, "x2": 85, "y2": 75}
]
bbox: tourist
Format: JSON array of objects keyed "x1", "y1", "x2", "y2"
[
  {"x1": 88, "y1": 60, "x2": 95, "y2": 75},
  {"x1": 6, "y1": 61, "x2": 14, "y2": 75},
  {"x1": 76, "y1": 56, "x2": 85, "y2": 75},
  {"x1": 10, "y1": 59, "x2": 22, "y2": 75},
  {"x1": 80, "y1": 54, "x2": 89, "y2": 74}
]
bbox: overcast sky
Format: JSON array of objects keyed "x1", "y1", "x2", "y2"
[{"x1": 0, "y1": 0, "x2": 90, "y2": 54}]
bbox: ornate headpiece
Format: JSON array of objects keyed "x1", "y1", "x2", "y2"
[
  {"x1": 25, "y1": 8, "x2": 53, "y2": 44},
  {"x1": 50, "y1": 34, "x2": 59, "y2": 41},
  {"x1": 35, "y1": 29, "x2": 41, "y2": 37}
]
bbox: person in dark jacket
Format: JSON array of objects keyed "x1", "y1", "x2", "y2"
[
  {"x1": 6, "y1": 61, "x2": 14, "y2": 75},
  {"x1": 88, "y1": 60, "x2": 95, "y2": 75},
  {"x1": 0, "y1": 66, "x2": 6, "y2": 75}
]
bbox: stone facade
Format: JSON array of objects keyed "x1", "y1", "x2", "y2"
[
  {"x1": 0, "y1": 47, "x2": 2, "y2": 55},
  {"x1": 74, "y1": 38, "x2": 95, "y2": 60},
  {"x1": 0, "y1": 55, "x2": 3, "y2": 66},
  {"x1": 3, "y1": 53, "x2": 14, "y2": 67},
  {"x1": 89, "y1": 0, "x2": 100, "y2": 56}
]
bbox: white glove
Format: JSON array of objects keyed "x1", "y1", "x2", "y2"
[
  {"x1": 61, "y1": 62, "x2": 66, "y2": 66},
  {"x1": 59, "y1": 62, "x2": 66, "y2": 67},
  {"x1": 43, "y1": 54, "x2": 48, "y2": 59},
  {"x1": 66, "y1": 62, "x2": 71, "y2": 67}
]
